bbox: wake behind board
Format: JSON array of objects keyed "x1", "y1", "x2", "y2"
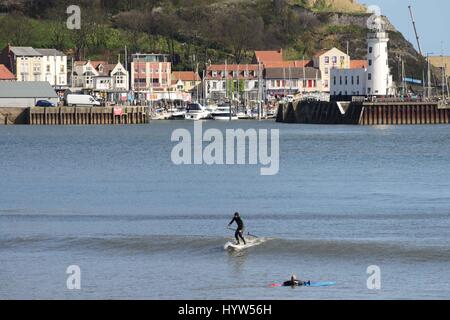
[
  {"x1": 270, "y1": 281, "x2": 336, "y2": 288},
  {"x1": 224, "y1": 237, "x2": 266, "y2": 251}
]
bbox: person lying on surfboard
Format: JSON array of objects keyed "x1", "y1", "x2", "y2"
[
  {"x1": 228, "y1": 212, "x2": 246, "y2": 245},
  {"x1": 282, "y1": 274, "x2": 310, "y2": 287}
]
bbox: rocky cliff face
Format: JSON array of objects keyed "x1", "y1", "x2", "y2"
[{"x1": 307, "y1": 0, "x2": 365, "y2": 12}]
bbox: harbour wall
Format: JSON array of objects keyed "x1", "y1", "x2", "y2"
[
  {"x1": 0, "y1": 107, "x2": 149, "y2": 125},
  {"x1": 277, "y1": 101, "x2": 450, "y2": 125},
  {"x1": 0, "y1": 107, "x2": 29, "y2": 125}
]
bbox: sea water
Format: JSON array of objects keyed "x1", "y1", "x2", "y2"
[{"x1": 1, "y1": 121, "x2": 450, "y2": 299}]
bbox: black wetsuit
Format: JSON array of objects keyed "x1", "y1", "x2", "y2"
[
  {"x1": 229, "y1": 216, "x2": 246, "y2": 244},
  {"x1": 282, "y1": 280, "x2": 310, "y2": 287}
]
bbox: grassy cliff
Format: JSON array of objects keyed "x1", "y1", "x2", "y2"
[{"x1": 0, "y1": 0, "x2": 425, "y2": 80}]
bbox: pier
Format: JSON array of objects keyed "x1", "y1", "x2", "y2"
[
  {"x1": 1, "y1": 107, "x2": 149, "y2": 125},
  {"x1": 277, "y1": 101, "x2": 450, "y2": 125}
]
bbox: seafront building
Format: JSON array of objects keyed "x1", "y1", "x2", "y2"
[
  {"x1": 0, "y1": 46, "x2": 67, "y2": 88},
  {"x1": 264, "y1": 67, "x2": 322, "y2": 99},
  {"x1": 204, "y1": 64, "x2": 261, "y2": 104},
  {"x1": 130, "y1": 53, "x2": 172, "y2": 102},
  {"x1": 0, "y1": 81, "x2": 59, "y2": 107},
  {"x1": 72, "y1": 60, "x2": 129, "y2": 103},
  {"x1": 171, "y1": 71, "x2": 201, "y2": 94},
  {"x1": 312, "y1": 48, "x2": 351, "y2": 92},
  {"x1": 35, "y1": 49, "x2": 67, "y2": 88}
]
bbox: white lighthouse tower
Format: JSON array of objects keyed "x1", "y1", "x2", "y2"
[{"x1": 366, "y1": 17, "x2": 393, "y2": 96}]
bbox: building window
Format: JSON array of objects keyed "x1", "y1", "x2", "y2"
[
  {"x1": 351, "y1": 76, "x2": 354, "y2": 85},
  {"x1": 325, "y1": 57, "x2": 330, "y2": 64},
  {"x1": 212, "y1": 82, "x2": 217, "y2": 90},
  {"x1": 333, "y1": 76, "x2": 336, "y2": 85},
  {"x1": 325, "y1": 67, "x2": 329, "y2": 75},
  {"x1": 47, "y1": 65, "x2": 51, "y2": 72},
  {"x1": 339, "y1": 76, "x2": 342, "y2": 85},
  {"x1": 357, "y1": 76, "x2": 360, "y2": 85},
  {"x1": 369, "y1": 60, "x2": 372, "y2": 66},
  {"x1": 332, "y1": 56, "x2": 337, "y2": 64},
  {"x1": 369, "y1": 47, "x2": 373, "y2": 53},
  {"x1": 368, "y1": 73, "x2": 372, "y2": 80},
  {"x1": 345, "y1": 76, "x2": 348, "y2": 85}
]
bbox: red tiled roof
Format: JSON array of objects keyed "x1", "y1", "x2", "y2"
[
  {"x1": 350, "y1": 60, "x2": 368, "y2": 69},
  {"x1": 263, "y1": 60, "x2": 313, "y2": 68},
  {"x1": 0, "y1": 64, "x2": 15, "y2": 80},
  {"x1": 254, "y1": 50, "x2": 284, "y2": 63},
  {"x1": 172, "y1": 71, "x2": 200, "y2": 81}
]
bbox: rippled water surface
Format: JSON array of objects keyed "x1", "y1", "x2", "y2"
[{"x1": 1, "y1": 122, "x2": 450, "y2": 299}]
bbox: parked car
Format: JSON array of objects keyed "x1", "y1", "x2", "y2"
[
  {"x1": 35, "y1": 100, "x2": 56, "y2": 107},
  {"x1": 66, "y1": 94, "x2": 101, "y2": 107}
]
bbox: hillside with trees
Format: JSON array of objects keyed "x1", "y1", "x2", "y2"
[{"x1": 0, "y1": 0, "x2": 426, "y2": 81}]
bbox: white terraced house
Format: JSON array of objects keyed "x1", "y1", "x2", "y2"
[{"x1": 0, "y1": 45, "x2": 68, "y2": 87}]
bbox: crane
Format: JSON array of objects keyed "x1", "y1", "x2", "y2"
[{"x1": 408, "y1": 5, "x2": 423, "y2": 57}]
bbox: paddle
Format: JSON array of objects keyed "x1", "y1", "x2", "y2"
[{"x1": 227, "y1": 227, "x2": 259, "y2": 238}]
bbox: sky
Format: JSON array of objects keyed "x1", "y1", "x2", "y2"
[{"x1": 360, "y1": 0, "x2": 450, "y2": 56}]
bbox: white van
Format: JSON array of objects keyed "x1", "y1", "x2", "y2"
[{"x1": 67, "y1": 94, "x2": 101, "y2": 107}]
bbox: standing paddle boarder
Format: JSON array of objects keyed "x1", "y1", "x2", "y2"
[{"x1": 228, "y1": 212, "x2": 246, "y2": 245}]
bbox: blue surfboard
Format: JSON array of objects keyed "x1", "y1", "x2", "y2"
[{"x1": 305, "y1": 281, "x2": 336, "y2": 287}]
